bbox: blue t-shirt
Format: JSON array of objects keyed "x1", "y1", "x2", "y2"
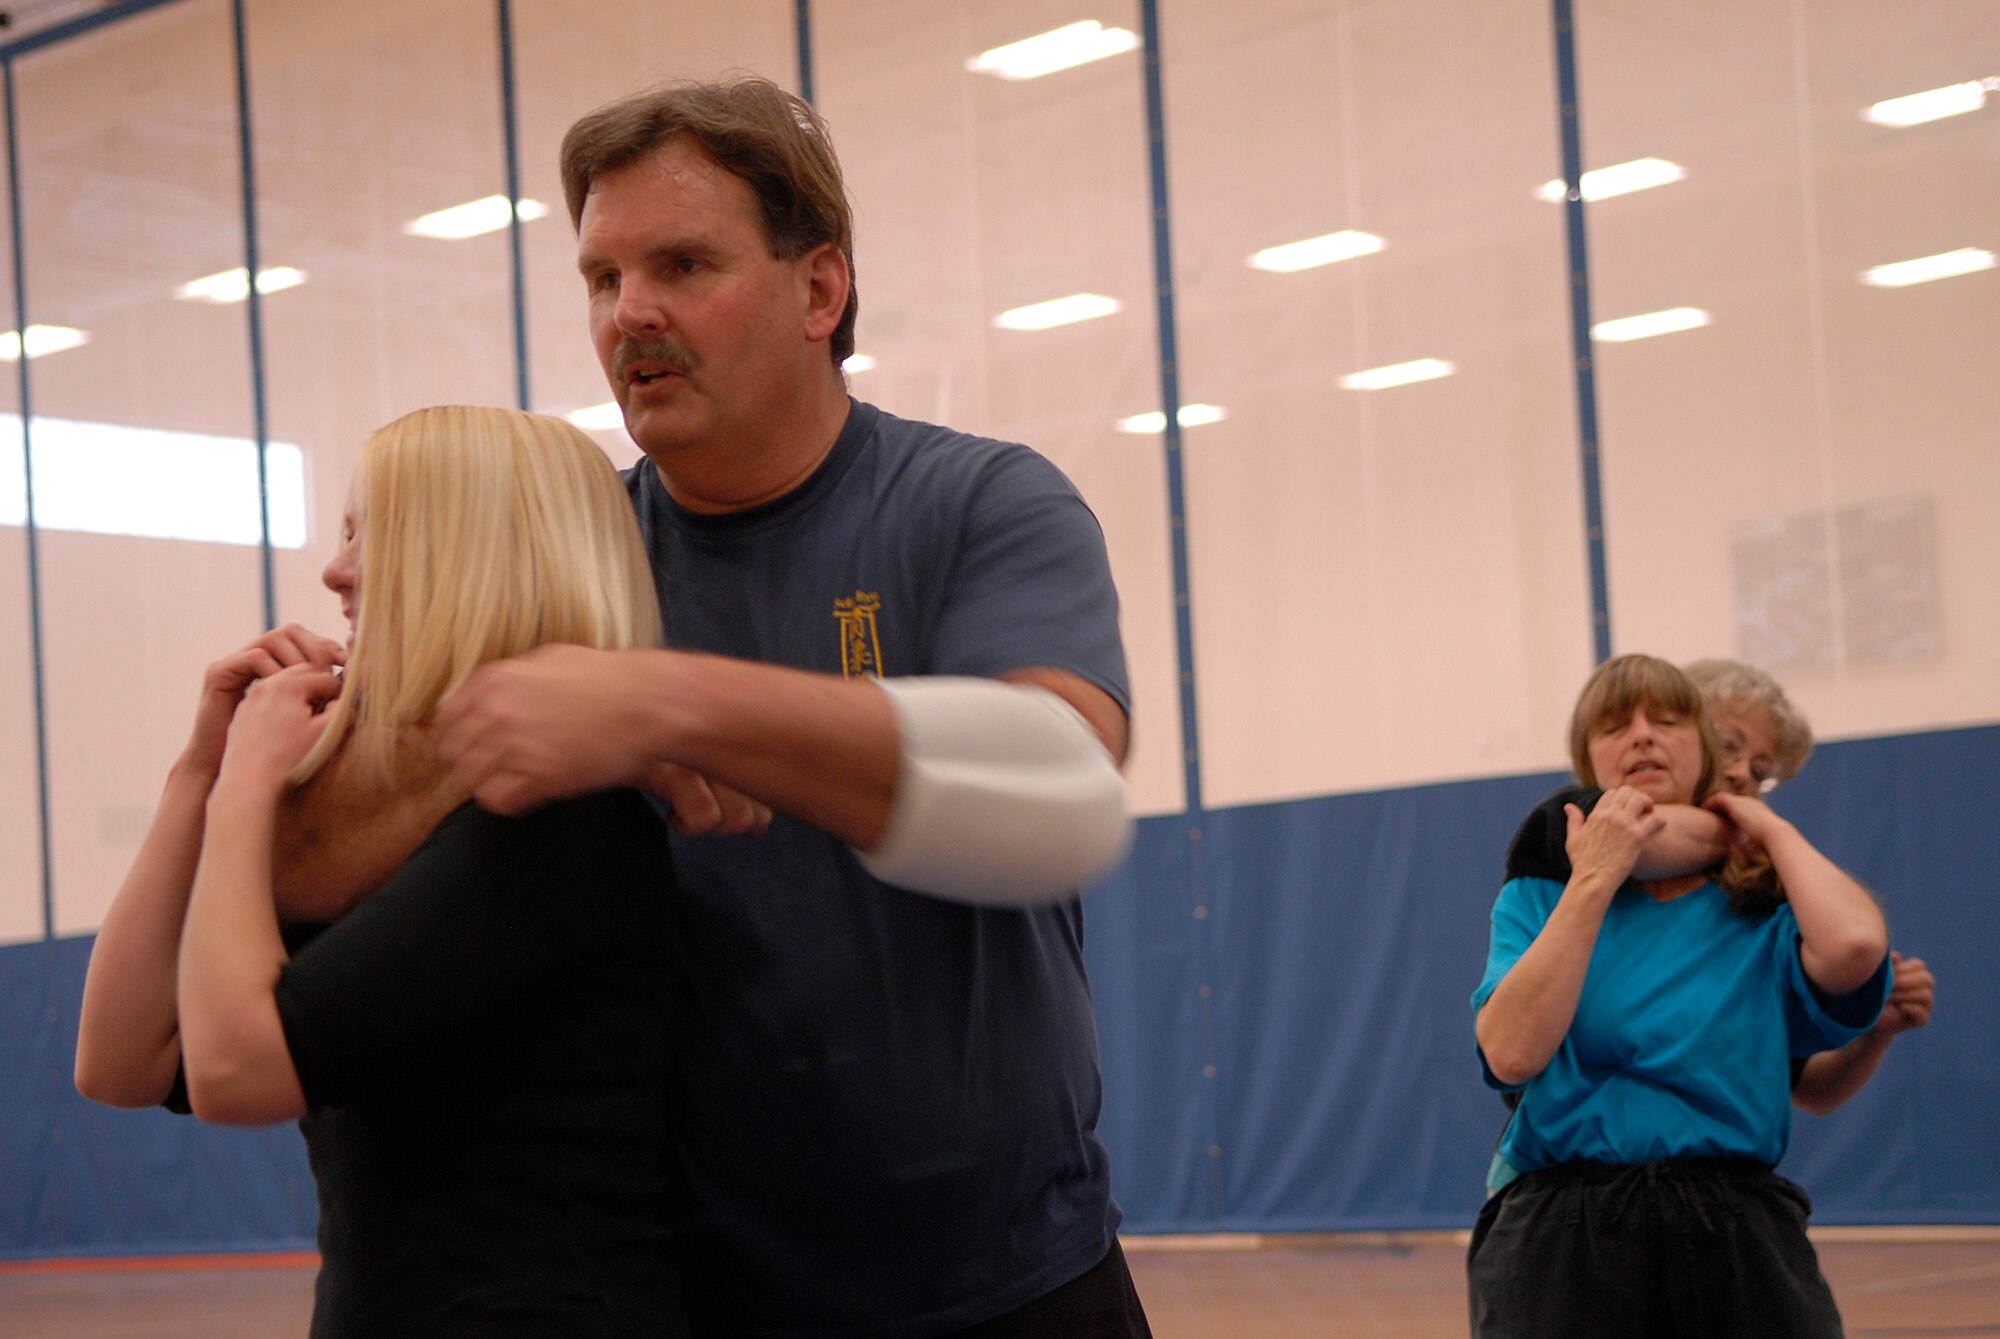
[
  {"x1": 1473, "y1": 876, "x2": 1889, "y2": 1175},
  {"x1": 625, "y1": 399, "x2": 1130, "y2": 1337}
]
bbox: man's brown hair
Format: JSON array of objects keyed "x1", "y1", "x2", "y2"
[{"x1": 560, "y1": 76, "x2": 858, "y2": 364}]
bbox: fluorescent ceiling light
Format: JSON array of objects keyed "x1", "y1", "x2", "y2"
[
  {"x1": 566, "y1": 402, "x2": 626, "y2": 432},
  {"x1": 1249, "y1": 230, "x2": 1385, "y2": 273},
  {"x1": 1340, "y1": 358, "x2": 1455, "y2": 391},
  {"x1": 0, "y1": 325, "x2": 88, "y2": 361},
  {"x1": 993, "y1": 293, "x2": 1121, "y2": 331},
  {"x1": 1591, "y1": 307, "x2": 1711, "y2": 342},
  {"x1": 842, "y1": 353, "x2": 877, "y2": 373},
  {"x1": 1864, "y1": 78, "x2": 1994, "y2": 128},
  {"x1": 1537, "y1": 157, "x2": 1686, "y2": 203},
  {"x1": 1116, "y1": 404, "x2": 1227, "y2": 434},
  {"x1": 175, "y1": 265, "x2": 307, "y2": 304},
  {"x1": 1861, "y1": 247, "x2": 1994, "y2": 288},
  {"x1": 2, "y1": 414, "x2": 306, "y2": 548},
  {"x1": 966, "y1": 20, "x2": 1139, "y2": 80},
  {"x1": 403, "y1": 195, "x2": 549, "y2": 240}
]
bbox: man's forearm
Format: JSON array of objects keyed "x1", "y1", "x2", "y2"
[
  {"x1": 440, "y1": 646, "x2": 1131, "y2": 898},
  {"x1": 640, "y1": 650, "x2": 902, "y2": 849}
]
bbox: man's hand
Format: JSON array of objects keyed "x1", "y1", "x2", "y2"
[
  {"x1": 186, "y1": 625, "x2": 345, "y2": 778},
  {"x1": 440, "y1": 647, "x2": 773, "y2": 834},
  {"x1": 644, "y1": 762, "x2": 773, "y2": 837},
  {"x1": 438, "y1": 651, "x2": 772, "y2": 839},
  {"x1": 1876, "y1": 951, "x2": 1936, "y2": 1037},
  {"x1": 1564, "y1": 785, "x2": 1662, "y2": 890},
  {"x1": 436, "y1": 645, "x2": 659, "y2": 815}
]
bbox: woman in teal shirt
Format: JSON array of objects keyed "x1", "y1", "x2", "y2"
[{"x1": 1469, "y1": 654, "x2": 1891, "y2": 1338}]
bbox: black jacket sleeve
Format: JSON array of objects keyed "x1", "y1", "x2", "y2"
[{"x1": 1501, "y1": 785, "x2": 1603, "y2": 883}]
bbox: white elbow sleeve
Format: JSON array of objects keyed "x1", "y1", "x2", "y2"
[{"x1": 856, "y1": 677, "x2": 1133, "y2": 906}]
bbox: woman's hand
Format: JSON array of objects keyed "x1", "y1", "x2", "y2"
[
  {"x1": 1479, "y1": 791, "x2": 1657, "y2": 1087},
  {"x1": 1876, "y1": 951, "x2": 1935, "y2": 1036},
  {"x1": 214, "y1": 664, "x2": 344, "y2": 799},
  {"x1": 76, "y1": 627, "x2": 338, "y2": 1109},
  {"x1": 1564, "y1": 785, "x2": 1663, "y2": 890},
  {"x1": 182, "y1": 665, "x2": 333, "y2": 1126},
  {"x1": 186, "y1": 626, "x2": 345, "y2": 779}
]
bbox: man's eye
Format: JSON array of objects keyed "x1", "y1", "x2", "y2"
[
  {"x1": 674, "y1": 256, "x2": 701, "y2": 274},
  {"x1": 588, "y1": 270, "x2": 618, "y2": 293}
]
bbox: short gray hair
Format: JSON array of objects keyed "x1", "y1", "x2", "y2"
[{"x1": 1683, "y1": 658, "x2": 1814, "y2": 781}]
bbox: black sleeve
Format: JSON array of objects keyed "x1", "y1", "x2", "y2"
[
  {"x1": 272, "y1": 790, "x2": 672, "y2": 1108},
  {"x1": 1502, "y1": 785, "x2": 1603, "y2": 883}
]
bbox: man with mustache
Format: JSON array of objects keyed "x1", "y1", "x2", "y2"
[{"x1": 436, "y1": 77, "x2": 1150, "y2": 1338}]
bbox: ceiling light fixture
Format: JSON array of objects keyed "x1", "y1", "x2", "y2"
[
  {"x1": 1861, "y1": 247, "x2": 1994, "y2": 288},
  {"x1": 1591, "y1": 307, "x2": 1711, "y2": 342},
  {"x1": 1, "y1": 415, "x2": 306, "y2": 548},
  {"x1": 174, "y1": 266, "x2": 307, "y2": 304},
  {"x1": 993, "y1": 293, "x2": 1121, "y2": 331},
  {"x1": 1340, "y1": 358, "x2": 1455, "y2": 391},
  {"x1": 1248, "y1": 230, "x2": 1385, "y2": 273},
  {"x1": 967, "y1": 20, "x2": 1140, "y2": 81},
  {"x1": 0, "y1": 325, "x2": 89, "y2": 361},
  {"x1": 1115, "y1": 404, "x2": 1227, "y2": 434},
  {"x1": 404, "y1": 195, "x2": 549, "y2": 240},
  {"x1": 1864, "y1": 78, "x2": 1995, "y2": 128},
  {"x1": 1536, "y1": 157, "x2": 1686, "y2": 203},
  {"x1": 565, "y1": 402, "x2": 626, "y2": 432}
]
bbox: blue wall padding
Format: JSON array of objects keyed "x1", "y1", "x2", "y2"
[
  {"x1": 1, "y1": 935, "x2": 315, "y2": 1258},
  {"x1": 5, "y1": 724, "x2": 1996, "y2": 1258},
  {"x1": 1085, "y1": 722, "x2": 2000, "y2": 1232},
  {"x1": 1762, "y1": 725, "x2": 2000, "y2": 1223}
]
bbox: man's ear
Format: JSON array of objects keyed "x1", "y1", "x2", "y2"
[{"x1": 799, "y1": 243, "x2": 850, "y2": 343}]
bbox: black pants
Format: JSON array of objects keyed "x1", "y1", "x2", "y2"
[
  {"x1": 1467, "y1": 1159, "x2": 1844, "y2": 1339},
  {"x1": 943, "y1": 1239, "x2": 1153, "y2": 1339}
]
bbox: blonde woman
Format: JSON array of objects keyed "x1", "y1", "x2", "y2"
[{"x1": 76, "y1": 407, "x2": 686, "y2": 1337}]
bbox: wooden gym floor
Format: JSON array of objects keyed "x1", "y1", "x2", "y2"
[{"x1": 2, "y1": 1228, "x2": 1996, "y2": 1337}]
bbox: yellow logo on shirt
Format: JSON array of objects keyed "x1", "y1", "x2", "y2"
[{"x1": 834, "y1": 592, "x2": 884, "y2": 678}]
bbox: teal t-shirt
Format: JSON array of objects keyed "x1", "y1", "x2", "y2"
[{"x1": 1473, "y1": 877, "x2": 1890, "y2": 1174}]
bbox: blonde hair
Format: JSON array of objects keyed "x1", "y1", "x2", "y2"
[{"x1": 294, "y1": 406, "x2": 661, "y2": 786}]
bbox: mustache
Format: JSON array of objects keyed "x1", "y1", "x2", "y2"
[{"x1": 612, "y1": 336, "x2": 699, "y2": 382}]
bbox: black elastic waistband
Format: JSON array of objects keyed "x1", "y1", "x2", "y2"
[{"x1": 1530, "y1": 1157, "x2": 1773, "y2": 1186}]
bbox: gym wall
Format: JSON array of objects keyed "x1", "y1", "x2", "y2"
[{"x1": 3, "y1": 0, "x2": 1995, "y2": 1256}]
